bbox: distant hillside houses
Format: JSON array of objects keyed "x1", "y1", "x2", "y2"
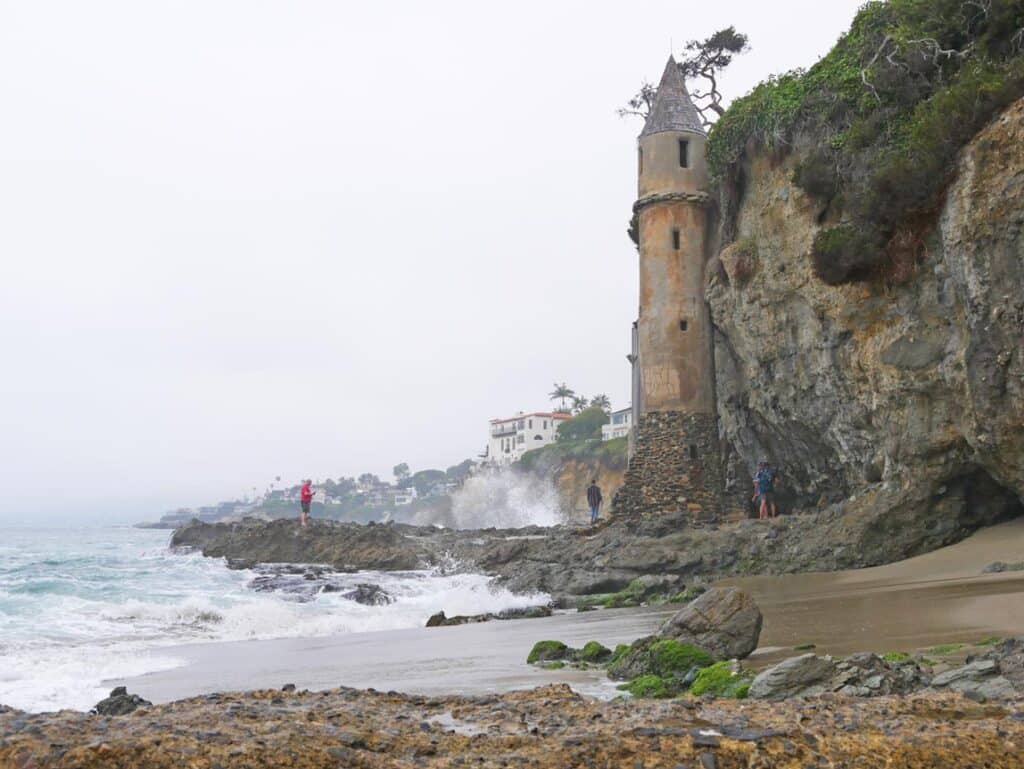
[
  {"x1": 485, "y1": 411, "x2": 571, "y2": 465},
  {"x1": 155, "y1": 461, "x2": 474, "y2": 526}
]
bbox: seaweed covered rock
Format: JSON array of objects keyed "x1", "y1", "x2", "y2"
[
  {"x1": 527, "y1": 641, "x2": 571, "y2": 665},
  {"x1": 658, "y1": 587, "x2": 762, "y2": 660},
  {"x1": 578, "y1": 641, "x2": 613, "y2": 663},
  {"x1": 689, "y1": 661, "x2": 754, "y2": 698},
  {"x1": 607, "y1": 637, "x2": 713, "y2": 681}
]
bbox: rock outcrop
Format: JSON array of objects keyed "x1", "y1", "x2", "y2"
[
  {"x1": 7, "y1": 684, "x2": 1024, "y2": 769},
  {"x1": 706, "y1": 97, "x2": 1024, "y2": 533},
  {"x1": 171, "y1": 505, "x2": 1018, "y2": 606},
  {"x1": 91, "y1": 687, "x2": 151, "y2": 716},
  {"x1": 748, "y1": 653, "x2": 934, "y2": 701},
  {"x1": 171, "y1": 518, "x2": 432, "y2": 571},
  {"x1": 657, "y1": 587, "x2": 762, "y2": 660},
  {"x1": 748, "y1": 654, "x2": 837, "y2": 700}
]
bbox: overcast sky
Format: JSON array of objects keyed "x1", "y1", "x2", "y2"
[{"x1": 0, "y1": 0, "x2": 864, "y2": 524}]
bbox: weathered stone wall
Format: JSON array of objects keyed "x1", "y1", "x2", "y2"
[{"x1": 612, "y1": 411, "x2": 726, "y2": 521}]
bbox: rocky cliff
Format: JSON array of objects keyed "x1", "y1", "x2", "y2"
[
  {"x1": 706, "y1": 96, "x2": 1024, "y2": 533},
  {"x1": 532, "y1": 449, "x2": 626, "y2": 523}
]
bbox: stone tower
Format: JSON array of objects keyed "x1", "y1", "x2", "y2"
[{"x1": 614, "y1": 57, "x2": 726, "y2": 521}]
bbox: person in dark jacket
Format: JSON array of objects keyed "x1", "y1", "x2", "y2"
[{"x1": 586, "y1": 480, "x2": 603, "y2": 525}]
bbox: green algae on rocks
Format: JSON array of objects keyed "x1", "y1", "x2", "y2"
[{"x1": 527, "y1": 641, "x2": 570, "y2": 665}]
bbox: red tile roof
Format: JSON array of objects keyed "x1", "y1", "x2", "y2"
[{"x1": 490, "y1": 412, "x2": 572, "y2": 424}]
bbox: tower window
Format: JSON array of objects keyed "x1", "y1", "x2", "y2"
[
  {"x1": 688, "y1": 444, "x2": 698, "y2": 460},
  {"x1": 672, "y1": 228, "x2": 680, "y2": 250},
  {"x1": 679, "y1": 139, "x2": 689, "y2": 168},
  {"x1": 679, "y1": 319, "x2": 688, "y2": 332},
  {"x1": 638, "y1": 147, "x2": 643, "y2": 175}
]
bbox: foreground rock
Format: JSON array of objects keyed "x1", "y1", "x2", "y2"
[
  {"x1": 658, "y1": 587, "x2": 762, "y2": 660},
  {"x1": 425, "y1": 606, "x2": 552, "y2": 627},
  {"x1": 90, "y1": 687, "x2": 151, "y2": 716},
  {"x1": 246, "y1": 563, "x2": 394, "y2": 604},
  {"x1": 749, "y1": 654, "x2": 838, "y2": 700},
  {"x1": 748, "y1": 644, "x2": 1024, "y2": 702},
  {"x1": 5, "y1": 684, "x2": 1024, "y2": 768}
]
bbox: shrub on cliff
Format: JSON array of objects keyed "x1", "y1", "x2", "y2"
[
  {"x1": 556, "y1": 407, "x2": 609, "y2": 442},
  {"x1": 517, "y1": 435, "x2": 627, "y2": 474},
  {"x1": 708, "y1": 0, "x2": 1024, "y2": 284}
]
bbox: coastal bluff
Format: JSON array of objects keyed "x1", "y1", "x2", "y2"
[{"x1": 704, "y1": 95, "x2": 1024, "y2": 527}]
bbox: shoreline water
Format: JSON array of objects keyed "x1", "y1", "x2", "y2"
[
  {"x1": 0, "y1": 527, "x2": 548, "y2": 713},
  {"x1": 119, "y1": 519, "x2": 1024, "y2": 707},
  {"x1": 4, "y1": 519, "x2": 1024, "y2": 714}
]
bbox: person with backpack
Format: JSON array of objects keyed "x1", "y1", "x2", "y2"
[
  {"x1": 586, "y1": 480, "x2": 603, "y2": 525},
  {"x1": 299, "y1": 479, "x2": 314, "y2": 527},
  {"x1": 752, "y1": 461, "x2": 778, "y2": 520}
]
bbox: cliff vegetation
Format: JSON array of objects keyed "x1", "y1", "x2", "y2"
[{"x1": 708, "y1": 0, "x2": 1024, "y2": 284}]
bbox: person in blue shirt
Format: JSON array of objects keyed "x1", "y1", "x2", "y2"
[{"x1": 752, "y1": 460, "x2": 779, "y2": 520}]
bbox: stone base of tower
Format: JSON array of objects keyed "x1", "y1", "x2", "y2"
[{"x1": 612, "y1": 411, "x2": 727, "y2": 522}]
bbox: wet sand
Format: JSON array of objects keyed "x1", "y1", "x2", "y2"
[
  {"x1": 124, "y1": 603, "x2": 676, "y2": 704},
  {"x1": 124, "y1": 518, "x2": 1024, "y2": 703},
  {"x1": 730, "y1": 517, "x2": 1024, "y2": 664}
]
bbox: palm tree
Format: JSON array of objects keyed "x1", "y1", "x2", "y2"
[
  {"x1": 590, "y1": 394, "x2": 611, "y2": 412},
  {"x1": 571, "y1": 395, "x2": 590, "y2": 414},
  {"x1": 549, "y1": 382, "x2": 575, "y2": 413}
]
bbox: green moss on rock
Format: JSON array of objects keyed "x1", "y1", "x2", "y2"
[
  {"x1": 578, "y1": 641, "x2": 612, "y2": 663},
  {"x1": 527, "y1": 640, "x2": 570, "y2": 665},
  {"x1": 616, "y1": 675, "x2": 673, "y2": 699},
  {"x1": 689, "y1": 661, "x2": 753, "y2": 698},
  {"x1": 668, "y1": 586, "x2": 706, "y2": 604},
  {"x1": 708, "y1": 0, "x2": 1024, "y2": 286},
  {"x1": 609, "y1": 644, "x2": 631, "y2": 666},
  {"x1": 648, "y1": 640, "x2": 713, "y2": 677},
  {"x1": 925, "y1": 643, "x2": 967, "y2": 656},
  {"x1": 882, "y1": 651, "x2": 910, "y2": 663}
]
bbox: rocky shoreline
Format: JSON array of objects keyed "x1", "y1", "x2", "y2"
[
  {"x1": 4, "y1": 683, "x2": 1023, "y2": 768},
  {"x1": 171, "y1": 487, "x2": 1021, "y2": 605}
]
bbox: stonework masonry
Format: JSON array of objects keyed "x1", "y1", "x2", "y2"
[
  {"x1": 612, "y1": 411, "x2": 726, "y2": 521},
  {"x1": 613, "y1": 56, "x2": 733, "y2": 523}
]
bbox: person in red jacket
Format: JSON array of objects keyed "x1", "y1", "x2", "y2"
[{"x1": 299, "y1": 479, "x2": 313, "y2": 527}]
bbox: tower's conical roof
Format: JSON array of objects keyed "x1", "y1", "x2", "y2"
[{"x1": 640, "y1": 57, "x2": 705, "y2": 138}]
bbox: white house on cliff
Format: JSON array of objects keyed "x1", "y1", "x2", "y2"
[{"x1": 486, "y1": 411, "x2": 571, "y2": 465}]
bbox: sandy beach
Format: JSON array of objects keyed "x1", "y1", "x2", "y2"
[{"x1": 122, "y1": 519, "x2": 1024, "y2": 704}]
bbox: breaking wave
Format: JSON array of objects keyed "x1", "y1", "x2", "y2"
[
  {"x1": 0, "y1": 527, "x2": 548, "y2": 713},
  {"x1": 426, "y1": 467, "x2": 563, "y2": 529}
]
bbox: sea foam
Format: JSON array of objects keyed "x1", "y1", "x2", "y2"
[{"x1": 0, "y1": 527, "x2": 547, "y2": 713}]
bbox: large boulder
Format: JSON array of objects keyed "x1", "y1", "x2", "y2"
[
  {"x1": 748, "y1": 654, "x2": 837, "y2": 700},
  {"x1": 658, "y1": 587, "x2": 762, "y2": 660}
]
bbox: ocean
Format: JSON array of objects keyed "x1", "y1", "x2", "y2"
[{"x1": 0, "y1": 526, "x2": 546, "y2": 713}]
